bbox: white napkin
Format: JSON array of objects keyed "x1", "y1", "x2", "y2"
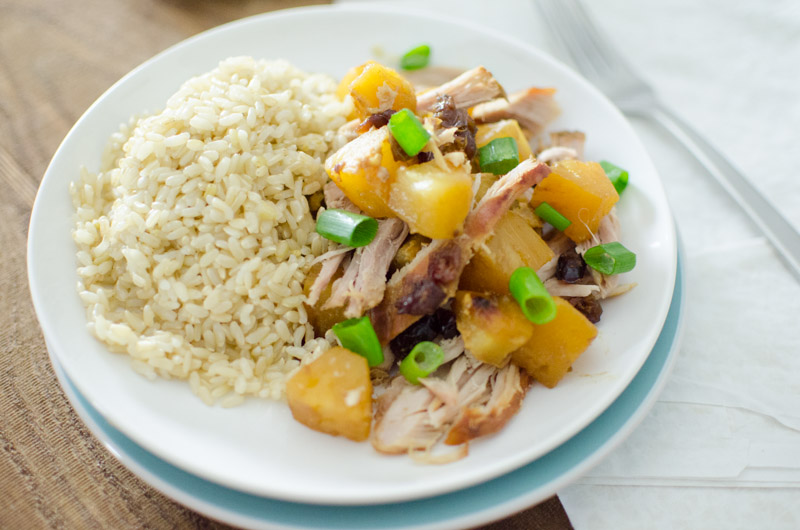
[{"x1": 335, "y1": 0, "x2": 800, "y2": 526}]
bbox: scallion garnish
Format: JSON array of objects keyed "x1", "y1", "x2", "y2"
[
  {"x1": 400, "y1": 44, "x2": 431, "y2": 71},
  {"x1": 399, "y1": 341, "x2": 444, "y2": 384},
  {"x1": 599, "y1": 160, "x2": 629, "y2": 194},
  {"x1": 534, "y1": 202, "x2": 572, "y2": 231},
  {"x1": 509, "y1": 267, "x2": 557, "y2": 324},
  {"x1": 478, "y1": 137, "x2": 519, "y2": 175},
  {"x1": 388, "y1": 108, "x2": 431, "y2": 157},
  {"x1": 332, "y1": 316, "x2": 384, "y2": 367},
  {"x1": 316, "y1": 209, "x2": 378, "y2": 247},
  {"x1": 583, "y1": 242, "x2": 636, "y2": 275}
]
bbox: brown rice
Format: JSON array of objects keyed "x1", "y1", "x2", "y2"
[{"x1": 70, "y1": 57, "x2": 349, "y2": 406}]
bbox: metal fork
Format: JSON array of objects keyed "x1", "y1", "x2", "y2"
[{"x1": 536, "y1": 0, "x2": 800, "y2": 282}]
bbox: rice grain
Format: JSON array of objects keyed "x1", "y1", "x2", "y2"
[{"x1": 71, "y1": 57, "x2": 349, "y2": 405}]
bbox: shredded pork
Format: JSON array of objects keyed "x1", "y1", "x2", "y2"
[
  {"x1": 472, "y1": 88, "x2": 561, "y2": 137},
  {"x1": 324, "y1": 218, "x2": 409, "y2": 317},
  {"x1": 371, "y1": 354, "x2": 529, "y2": 458},
  {"x1": 416, "y1": 67, "x2": 506, "y2": 113}
]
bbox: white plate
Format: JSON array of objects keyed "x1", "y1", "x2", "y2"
[
  {"x1": 28, "y1": 4, "x2": 676, "y2": 505},
  {"x1": 44, "y1": 248, "x2": 685, "y2": 529}
]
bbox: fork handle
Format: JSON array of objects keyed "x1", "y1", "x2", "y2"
[{"x1": 643, "y1": 102, "x2": 800, "y2": 282}]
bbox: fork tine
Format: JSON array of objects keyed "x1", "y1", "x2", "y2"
[
  {"x1": 536, "y1": 0, "x2": 604, "y2": 79},
  {"x1": 562, "y1": 0, "x2": 635, "y2": 77},
  {"x1": 538, "y1": 0, "x2": 634, "y2": 81}
]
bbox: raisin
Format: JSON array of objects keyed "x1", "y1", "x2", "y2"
[
  {"x1": 390, "y1": 313, "x2": 439, "y2": 359},
  {"x1": 434, "y1": 308, "x2": 458, "y2": 339},
  {"x1": 389, "y1": 307, "x2": 458, "y2": 358},
  {"x1": 556, "y1": 249, "x2": 587, "y2": 283},
  {"x1": 565, "y1": 296, "x2": 603, "y2": 323}
]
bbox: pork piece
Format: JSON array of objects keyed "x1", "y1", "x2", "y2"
[
  {"x1": 416, "y1": 67, "x2": 506, "y2": 113},
  {"x1": 472, "y1": 88, "x2": 561, "y2": 137},
  {"x1": 538, "y1": 130, "x2": 586, "y2": 164},
  {"x1": 537, "y1": 146, "x2": 578, "y2": 165},
  {"x1": 306, "y1": 183, "x2": 361, "y2": 304},
  {"x1": 445, "y1": 362, "x2": 529, "y2": 445},
  {"x1": 333, "y1": 118, "x2": 361, "y2": 149},
  {"x1": 371, "y1": 354, "x2": 529, "y2": 455},
  {"x1": 543, "y1": 278, "x2": 600, "y2": 298},
  {"x1": 549, "y1": 131, "x2": 586, "y2": 159},
  {"x1": 372, "y1": 376, "x2": 446, "y2": 454},
  {"x1": 324, "y1": 218, "x2": 409, "y2": 318},
  {"x1": 323, "y1": 181, "x2": 359, "y2": 213},
  {"x1": 369, "y1": 158, "x2": 552, "y2": 344},
  {"x1": 575, "y1": 207, "x2": 621, "y2": 255},
  {"x1": 439, "y1": 336, "x2": 466, "y2": 365},
  {"x1": 536, "y1": 232, "x2": 577, "y2": 284},
  {"x1": 306, "y1": 251, "x2": 346, "y2": 306},
  {"x1": 536, "y1": 255, "x2": 559, "y2": 283},
  {"x1": 545, "y1": 231, "x2": 575, "y2": 257},
  {"x1": 404, "y1": 66, "x2": 466, "y2": 92}
]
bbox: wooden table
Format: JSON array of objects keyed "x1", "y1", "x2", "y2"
[{"x1": 0, "y1": 0, "x2": 573, "y2": 527}]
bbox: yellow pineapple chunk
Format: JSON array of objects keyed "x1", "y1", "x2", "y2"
[
  {"x1": 286, "y1": 347, "x2": 373, "y2": 442},
  {"x1": 460, "y1": 209, "x2": 554, "y2": 295},
  {"x1": 511, "y1": 297, "x2": 598, "y2": 388},
  {"x1": 325, "y1": 127, "x2": 402, "y2": 218},
  {"x1": 474, "y1": 119, "x2": 533, "y2": 161},
  {"x1": 349, "y1": 62, "x2": 417, "y2": 119},
  {"x1": 337, "y1": 62, "x2": 375, "y2": 120},
  {"x1": 455, "y1": 291, "x2": 535, "y2": 366},
  {"x1": 389, "y1": 160, "x2": 472, "y2": 239},
  {"x1": 530, "y1": 160, "x2": 619, "y2": 243},
  {"x1": 337, "y1": 62, "x2": 373, "y2": 101},
  {"x1": 391, "y1": 234, "x2": 430, "y2": 271}
]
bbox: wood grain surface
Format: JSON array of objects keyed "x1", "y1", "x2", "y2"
[{"x1": 0, "y1": 0, "x2": 573, "y2": 528}]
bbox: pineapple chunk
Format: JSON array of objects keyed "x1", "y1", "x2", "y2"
[
  {"x1": 389, "y1": 160, "x2": 473, "y2": 239},
  {"x1": 325, "y1": 127, "x2": 402, "y2": 218},
  {"x1": 475, "y1": 119, "x2": 533, "y2": 161},
  {"x1": 460, "y1": 209, "x2": 554, "y2": 295},
  {"x1": 391, "y1": 234, "x2": 430, "y2": 271},
  {"x1": 286, "y1": 347, "x2": 373, "y2": 442},
  {"x1": 454, "y1": 291, "x2": 534, "y2": 367},
  {"x1": 337, "y1": 62, "x2": 375, "y2": 121},
  {"x1": 349, "y1": 62, "x2": 417, "y2": 119},
  {"x1": 511, "y1": 297, "x2": 598, "y2": 388},
  {"x1": 530, "y1": 160, "x2": 619, "y2": 243},
  {"x1": 336, "y1": 62, "x2": 373, "y2": 101}
]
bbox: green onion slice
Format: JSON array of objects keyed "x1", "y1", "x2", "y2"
[
  {"x1": 316, "y1": 209, "x2": 378, "y2": 247},
  {"x1": 399, "y1": 341, "x2": 444, "y2": 385},
  {"x1": 400, "y1": 44, "x2": 431, "y2": 71},
  {"x1": 388, "y1": 109, "x2": 431, "y2": 157},
  {"x1": 583, "y1": 242, "x2": 636, "y2": 275},
  {"x1": 332, "y1": 316, "x2": 384, "y2": 367},
  {"x1": 509, "y1": 267, "x2": 557, "y2": 324},
  {"x1": 534, "y1": 202, "x2": 572, "y2": 231},
  {"x1": 478, "y1": 137, "x2": 520, "y2": 175},
  {"x1": 599, "y1": 160, "x2": 629, "y2": 194}
]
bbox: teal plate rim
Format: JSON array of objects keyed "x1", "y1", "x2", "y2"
[{"x1": 49, "y1": 248, "x2": 685, "y2": 530}]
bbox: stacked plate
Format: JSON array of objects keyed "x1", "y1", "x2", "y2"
[{"x1": 28, "y1": 6, "x2": 683, "y2": 529}]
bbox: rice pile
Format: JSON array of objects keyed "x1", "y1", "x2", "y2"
[{"x1": 71, "y1": 57, "x2": 349, "y2": 406}]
